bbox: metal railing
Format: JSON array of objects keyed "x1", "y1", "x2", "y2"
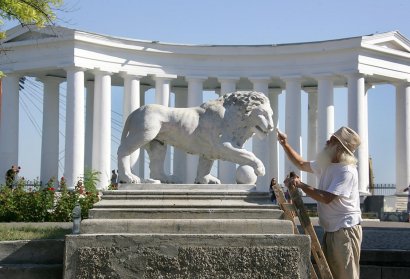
[{"x1": 369, "y1": 184, "x2": 396, "y2": 196}]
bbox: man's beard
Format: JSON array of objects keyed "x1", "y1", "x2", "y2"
[{"x1": 316, "y1": 144, "x2": 339, "y2": 169}]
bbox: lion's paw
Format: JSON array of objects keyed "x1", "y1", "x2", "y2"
[
  {"x1": 142, "y1": 178, "x2": 161, "y2": 184},
  {"x1": 119, "y1": 173, "x2": 141, "y2": 184},
  {"x1": 195, "y1": 175, "x2": 221, "y2": 184}
]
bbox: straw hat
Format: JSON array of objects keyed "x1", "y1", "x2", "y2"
[{"x1": 332, "y1": 126, "x2": 361, "y2": 156}]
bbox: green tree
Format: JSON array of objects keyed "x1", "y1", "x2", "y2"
[
  {"x1": 0, "y1": 0, "x2": 62, "y2": 40},
  {"x1": 0, "y1": 0, "x2": 63, "y2": 76}
]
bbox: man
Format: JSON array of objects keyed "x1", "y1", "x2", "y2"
[
  {"x1": 111, "y1": 170, "x2": 118, "y2": 188},
  {"x1": 277, "y1": 126, "x2": 362, "y2": 279},
  {"x1": 269, "y1": 178, "x2": 277, "y2": 204},
  {"x1": 5, "y1": 165, "x2": 18, "y2": 188}
]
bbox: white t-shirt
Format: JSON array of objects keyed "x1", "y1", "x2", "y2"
[{"x1": 310, "y1": 161, "x2": 362, "y2": 232}]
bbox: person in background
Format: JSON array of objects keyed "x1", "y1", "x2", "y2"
[
  {"x1": 111, "y1": 170, "x2": 118, "y2": 189},
  {"x1": 5, "y1": 165, "x2": 19, "y2": 189},
  {"x1": 277, "y1": 126, "x2": 362, "y2": 279},
  {"x1": 269, "y1": 178, "x2": 277, "y2": 204}
]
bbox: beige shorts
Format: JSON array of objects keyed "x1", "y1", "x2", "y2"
[{"x1": 322, "y1": 224, "x2": 362, "y2": 279}]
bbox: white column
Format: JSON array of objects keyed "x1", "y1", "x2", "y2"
[
  {"x1": 218, "y1": 77, "x2": 238, "y2": 183},
  {"x1": 85, "y1": 81, "x2": 94, "y2": 170},
  {"x1": 186, "y1": 77, "x2": 206, "y2": 183},
  {"x1": 154, "y1": 76, "x2": 172, "y2": 106},
  {"x1": 346, "y1": 73, "x2": 369, "y2": 194},
  {"x1": 283, "y1": 77, "x2": 302, "y2": 177},
  {"x1": 122, "y1": 73, "x2": 143, "y2": 176},
  {"x1": 251, "y1": 78, "x2": 271, "y2": 191},
  {"x1": 317, "y1": 75, "x2": 334, "y2": 150},
  {"x1": 154, "y1": 76, "x2": 175, "y2": 175},
  {"x1": 39, "y1": 77, "x2": 62, "y2": 186},
  {"x1": 137, "y1": 85, "x2": 150, "y2": 179},
  {"x1": 92, "y1": 70, "x2": 112, "y2": 190},
  {"x1": 304, "y1": 86, "x2": 318, "y2": 187},
  {"x1": 269, "y1": 88, "x2": 282, "y2": 183},
  {"x1": 364, "y1": 84, "x2": 372, "y2": 190},
  {"x1": 173, "y1": 86, "x2": 188, "y2": 183},
  {"x1": 64, "y1": 67, "x2": 85, "y2": 189},
  {"x1": 395, "y1": 81, "x2": 410, "y2": 193},
  {"x1": 0, "y1": 74, "x2": 20, "y2": 183}
]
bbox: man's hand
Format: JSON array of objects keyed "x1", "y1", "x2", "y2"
[
  {"x1": 283, "y1": 174, "x2": 301, "y2": 189},
  {"x1": 276, "y1": 128, "x2": 287, "y2": 146}
]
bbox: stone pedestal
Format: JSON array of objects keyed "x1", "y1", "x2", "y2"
[{"x1": 63, "y1": 184, "x2": 311, "y2": 278}]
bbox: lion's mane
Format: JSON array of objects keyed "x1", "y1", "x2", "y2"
[{"x1": 200, "y1": 91, "x2": 270, "y2": 116}]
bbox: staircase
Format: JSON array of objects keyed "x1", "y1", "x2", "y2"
[
  {"x1": 82, "y1": 183, "x2": 287, "y2": 234},
  {"x1": 64, "y1": 184, "x2": 312, "y2": 278}
]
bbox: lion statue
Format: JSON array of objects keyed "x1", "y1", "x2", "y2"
[{"x1": 117, "y1": 91, "x2": 274, "y2": 184}]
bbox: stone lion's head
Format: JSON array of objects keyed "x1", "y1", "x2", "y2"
[{"x1": 203, "y1": 91, "x2": 274, "y2": 146}]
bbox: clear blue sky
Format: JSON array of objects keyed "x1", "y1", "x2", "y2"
[{"x1": 3, "y1": 0, "x2": 410, "y2": 184}]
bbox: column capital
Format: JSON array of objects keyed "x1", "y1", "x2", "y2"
[
  {"x1": 342, "y1": 71, "x2": 365, "y2": 80},
  {"x1": 119, "y1": 71, "x2": 145, "y2": 79},
  {"x1": 64, "y1": 66, "x2": 86, "y2": 73},
  {"x1": 154, "y1": 74, "x2": 177, "y2": 81},
  {"x1": 92, "y1": 68, "x2": 113, "y2": 76},
  {"x1": 280, "y1": 76, "x2": 302, "y2": 87},
  {"x1": 303, "y1": 86, "x2": 318, "y2": 94}
]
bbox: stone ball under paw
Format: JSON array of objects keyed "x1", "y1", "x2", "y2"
[{"x1": 235, "y1": 165, "x2": 257, "y2": 184}]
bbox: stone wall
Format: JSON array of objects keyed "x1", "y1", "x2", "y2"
[{"x1": 64, "y1": 234, "x2": 311, "y2": 279}]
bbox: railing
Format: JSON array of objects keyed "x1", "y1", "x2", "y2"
[{"x1": 369, "y1": 184, "x2": 396, "y2": 196}]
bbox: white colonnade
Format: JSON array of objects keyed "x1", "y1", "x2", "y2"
[
  {"x1": 0, "y1": 68, "x2": 403, "y2": 194},
  {"x1": 1, "y1": 25, "x2": 409, "y2": 194}
]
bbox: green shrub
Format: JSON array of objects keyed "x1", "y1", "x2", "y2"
[
  {"x1": 0, "y1": 173, "x2": 101, "y2": 222},
  {"x1": 52, "y1": 182, "x2": 78, "y2": 222}
]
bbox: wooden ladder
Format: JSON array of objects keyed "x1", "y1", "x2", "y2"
[{"x1": 272, "y1": 181, "x2": 334, "y2": 279}]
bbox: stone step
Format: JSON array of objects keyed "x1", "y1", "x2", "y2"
[
  {"x1": 117, "y1": 183, "x2": 257, "y2": 191},
  {"x1": 96, "y1": 186, "x2": 273, "y2": 210},
  {"x1": 88, "y1": 207, "x2": 283, "y2": 219},
  {"x1": 80, "y1": 218, "x2": 293, "y2": 234},
  {"x1": 101, "y1": 188, "x2": 269, "y2": 199},
  {"x1": 0, "y1": 264, "x2": 62, "y2": 279},
  {"x1": 91, "y1": 199, "x2": 275, "y2": 210},
  {"x1": 101, "y1": 193, "x2": 268, "y2": 200}
]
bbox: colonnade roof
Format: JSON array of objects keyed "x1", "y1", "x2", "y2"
[{"x1": 1, "y1": 25, "x2": 410, "y2": 88}]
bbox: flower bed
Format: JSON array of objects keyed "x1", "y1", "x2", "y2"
[{"x1": 0, "y1": 172, "x2": 100, "y2": 222}]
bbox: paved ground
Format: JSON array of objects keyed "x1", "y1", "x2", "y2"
[{"x1": 299, "y1": 218, "x2": 410, "y2": 251}]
